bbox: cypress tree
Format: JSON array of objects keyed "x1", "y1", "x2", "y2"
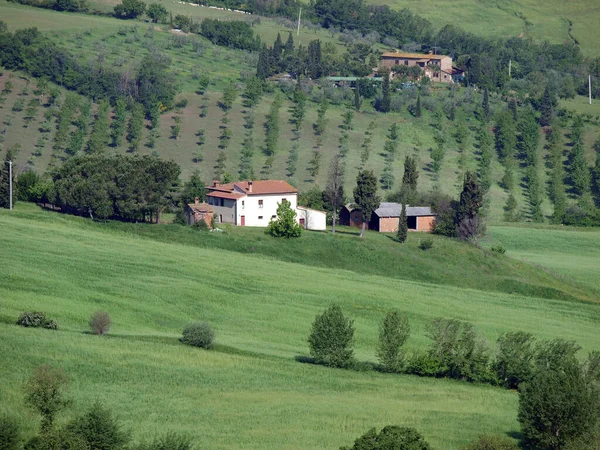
[
  {"x1": 379, "y1": 68, "x2": 391, "y2": 113},
  {"x1": 478, "y1": 124, "x2": 494, "y2": 193},
  {"x1": 353, "y1": 170, "x2": 380, "y2": 238},
  {"x1": 0, "y1": 144, "x2": 19, "y2": 208},
  {"x1": 539, "y1": 85, "x2": 554, "y2": 127},
  {"x1": 284, "y1": 32, "x2": 294, "y2": 55},
  {"x1": 401, "y1": 155, "x2": 419, "y2": 204},
  {"x1": 111, "y1": 98, "x2": 128, "y2": 147},
  {"x1": 482, "y1": 86, "x2": 490, "y2": 122},
  {"x1": 256, "y1": 44, "x2": 270, "y2": 79},
  {"x1": 456, "y1": 171, "x2": 484, "y2": 226},
  {"x1": 397, "y1": 203, "x2": 408, "y2": 243},
  {"x1": 415, "y1": 93, "x2": 422, "y2": 118}
]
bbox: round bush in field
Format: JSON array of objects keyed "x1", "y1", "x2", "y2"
[
  {"x1": 181, "y1": 322, "x2": 215, "y2": 349},
  {"x1": 89, "y1": 311, "x2": 111, "y2": 335}
]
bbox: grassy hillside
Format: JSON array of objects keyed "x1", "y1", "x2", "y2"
[
  {"x1": 363, "y1": 0, "x2": 600, "y2": 56},
  {"x1": 1, "y1": 206, "x2": 599, "y2": 448},
  {"x1": 485, "y1": 224, "x2": 600, "y2": 294}
]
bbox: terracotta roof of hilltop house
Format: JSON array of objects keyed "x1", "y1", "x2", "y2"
[
  {"x1": 206, "y1": 190, "x2": 245, "y2": 200},
  {"x1": 187, "y1": 200, "x2": 213, "y2": 212},
  {"x1": 206, "y1": 180, "x2": 298, "y2": 196},
  {"x1": 381, "y1": 52, "x2": 449, "y2": 60}
]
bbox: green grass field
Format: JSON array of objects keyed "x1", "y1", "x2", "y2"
[
  {"x1": 363, "y1": 0, "x2": 600, "y2": 56},
  {"x1": 0, "y1": 206, "x2": 599, "y2": 448},
  {"x1": 485, "y1": 224, "x2": 600, "y2": 295}
]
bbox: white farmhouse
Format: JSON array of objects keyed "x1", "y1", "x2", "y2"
[{"x1": 205, "y1": 180, "x2": 326, "y2": 230}]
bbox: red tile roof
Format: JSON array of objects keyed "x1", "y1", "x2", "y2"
[
  {"x1": 187, "y1": 201, "x2": 213, "y2": 212},
  {"x1": 381, "y1": 52, "x2": 448, "y2": 60},
  {"x1": 206, "y1": 180, "x2": 298, "y2": 196}
]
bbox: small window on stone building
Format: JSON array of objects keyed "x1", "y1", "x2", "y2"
[
  {"x1": 242, "y1": 200, "x2": 245, "y2": 209},
  {"x1": 404, "y1": 60, "x2": 409, "y2": 66},
  {"x1": 395, "y1": 59, "x2": 399, "y2": 65},
  {"x1": 258, "y1": 200, "x2": 264, "y2": 208}
]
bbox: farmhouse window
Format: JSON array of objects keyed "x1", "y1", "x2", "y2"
[
  {"x1": 395, "y1": 59, "x2": 399, "y2": 65},
  {"x1": 272, "y1": 215, "x2": 276, "y2": 219},
  {"x1": 242, "y1": 200, "x2": 245, "y2": 209},
  {"x1": 404, "y1": 60, "x2": 409, "y2": 66},
  {"x1": 281, "y1": 198, "x2": 287, "y2": 203},
  {"x1": 258, "y1": 200, "x2": 264, "y2": 208},
  {"x1": 219, "y1": 198, "x2": 224, "y2": 207},
  {"x1": 258, "y1": 216, "x2": 263, "y2": 220}
]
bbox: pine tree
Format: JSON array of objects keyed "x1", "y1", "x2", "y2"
[
  {"x1": 256, "y1": 44, "x2": 270, "y2": 79},
  {"x1": 415, "y1": 93, "x2": 422, "y2": 118},
  {"x1": 290, "y1": 88, "x2": 306, "y2": 132},
  {"x1": 314, "y1": 98, "x2": 328, "y2": 136},
  {"x1": 397, "y1": 203, "x2": 408, "y2": 243},
  {"x1": 284, "y1": 32, "x2": 294, "y2": 55},
  {"x1": 495, "y1": 109, "x2": 517, "y2": 162},
  {"x1": 503, "y1": 193, "x2": 519, "y2": 222}
]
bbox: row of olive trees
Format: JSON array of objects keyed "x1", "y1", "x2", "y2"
[{"x1": 308, "y1": 305, "x2": 600, "y2": 450}]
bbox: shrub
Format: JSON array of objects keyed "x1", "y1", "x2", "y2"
[
  {"x1": 376, "y1": 311, "x2": 410, "y2": 373},
  {"x1": 406, "y1": 352, "x2": 441, "y2": 378},
  {"x1": 494, "y1": 332, "x2": 536, "y2": 389},
  {"x1": 180, "y1": 322, "x2": 215, "y2": 349},
  {"x1": 266, "y1": 200, "x2": 302, "y2": 238},
  {"x1": 490, "y1": 245, "x2": 506, "y2": 255},
  {"x1": 133, "y1": 432, "x2": 194, "y2": 450},
  {"x1": 419, "y1": 238, "x2": 433, "y2": 250},
  {"x1": 308, "y1": 304, "x2": 355, "y2": 369},
  {"x1": 341, "y1": 426, "x2": 431, "y2": 450},
  {"x1": 66, "y1": 402, "x2": 129, "y2": 450},
  {"x1": 24, "y1": 427, "x2": 88, "y2": 450},
  {"x1": 17, "y1": 312, "x2": 58, "y2": 330},
  {"x1": 89, "y1": 311, "x2": 112, "y2": 335},
  {"x1": 0, "y1": 416, "x2": 21, "y2": 450},
  {"x1": 465, "y1": 434, "x2": 519, "y2": 450},
  {"x1": 192, "y1": 219, "x2": 209, "y2": 231}
]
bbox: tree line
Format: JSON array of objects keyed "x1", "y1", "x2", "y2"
[
  {"x1": 308, "y1": 304, "x2": 600, "y2": 450},
  {"x1": 0, "y1": 22, "x2": 177, "y2": 112}
]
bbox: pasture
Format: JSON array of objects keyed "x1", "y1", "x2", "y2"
[{"x1": 1, "y1": 207, "x2": 599, "y2": 448}]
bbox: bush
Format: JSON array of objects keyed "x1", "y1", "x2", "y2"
[
  {"x1": 406, "y1": 352, "x2": 441, "y2": 378},
  {"x1": 17, "y1": 312, "x2": 58, "y2": 330},
  {"x1": 376, "y1": 311, "x2": 410, "y2": 373},
  {"x1": 192, "y1": 219, "x2": 209, "y2": 231},
  {"x1": 490, "y1": 245, "x2": 506, "y2": 255},
  {"x1": 266, "y1": 201, "x2": 302, "y2": 238},
  {"x1": 24, "y1": 365, "x2": 70, "y2": 433},
  {"x1": 133, "y1": 432, "x2": 194, "y2": 450},
  {"x1": 308, "y1": 304, "x2": 355, "y2": 369},
  {"x1": 494, "y1": 332, "x2": 536, "y2": 389},
  {"x1": 180, "y1": 322, "x2": 215, "y2": 349},
  {"x1": 341, "y1": 426, "x2": 431, "y2": 450},
  {"x1": 0, "y1": 416, "x2": 21, "y2": 450},
  {"x1": 24, "y1": 427, "x2": 88, "y2": 450},
  {"x1": 89, "y1": 311, "x2": 112, "y2": 335},
  {"x1": 465, "y1": 434, "x2": 519, "y2": 450},
  {"x1": 419, "y1": 238, "x2": 433, "y2": 250},
  {"x1": 66, "y1": 402, "x2": 129, "y2": 450}
]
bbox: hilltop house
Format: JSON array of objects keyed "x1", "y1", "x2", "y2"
[
  {"x1": 339, "y1": 202, "x2": 436, "y2": 232},
  {"x1": 205, "y1": 180, "x2": 326, "y2": 230},
  {"x1": 380, "y1": 52, "x2": 464, "y2": 83}
]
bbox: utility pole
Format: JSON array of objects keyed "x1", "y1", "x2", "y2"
[
  {"x1": 297, "y1": 7, "x2": 302, "y2": 37},
  {"x1": 508, "y1": 59, "x2": 511, "y2": 78},
  {"x1": 589, "y1": 75, "x2": 592, "y2": 105},
  {"x1": 7, "y1": 160, "x2": 13, "y2": 210}
]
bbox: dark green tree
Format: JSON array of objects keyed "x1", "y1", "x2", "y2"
[
  {"x1": 325, "y1": 152, "x2": 345, "y2": 233},
  {"x1": 0, "y1": 415, "x2": 21, "y2": 450},
  {"x1": 396, "y1": 202, "x2": 408, "y2": 243},
  {"x1": 353, "y1": 170, "x2": 380, "y2": 238},
  {"x1": 341, "y1": 426, "x2": 431, "y2": 450},
  {"x1": 415, "y1": 93, "x2": 422, "y2": 118},
  {"x1": 482, "y1": 86, "x2": 490, "y2": 122},
  {"x1": 114, "y1": 0, "x2": 146, "y2": 19},
  {"x1": 0, "y1": 144, "x2": 19, "y2": 208},
  {"x1": 66, "y1": 402, "x2": 130, "y2": 450},
  {"x1": 243, "y1": 77, "x2": 263, "y2": 108},
  {"x1": 127, "y1": 103, "x2": 145, "y2": 152},
  {"x1": 455, "y1": 171, "x2": 484, "y2": 240},
  {"x1": 478, "y1": 124, "x2": 493, "y2": 193},
  {"x1": 111, "y1": 98, "x2": 127, "y2": 148},
  {"x1": 494, "y1": 332, "x2": 536, "y2": 389},
  {"x1": 87, "y1": 100, "x2": 110, "y2": 154},
  {"x1": 147, "y1": 3, "x2": 167, "y2": 23},
  {"x1": 378, "y1": 68, "x2": 391, "y2": 113},
  {"x1": 401, "y1": 155, "x2": 419, "y2": 205},
  {"x1": 539, "y1": 85, "x2": 554, "y2": 127},
  {"x1": 308, "y1": 304, "x2": 354, "y2": 368}
]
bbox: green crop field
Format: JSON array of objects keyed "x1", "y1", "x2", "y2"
[
  {"x1": 0, "y1": 205, "x2": 599, "y2": 448},
  {"x1": 485, "y1": 224, "x2": 600, "y2": 294},
  {"x1": 363, "y1": 0, "x2": 600, "y2": 56}
]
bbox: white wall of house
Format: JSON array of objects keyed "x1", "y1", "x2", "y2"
[
  {"x1": 235, "y1": 193, "x2": 298, "y2": 227},
  {"x1": 297, "y1": 207, "x2": 327, "y2": 230}
]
